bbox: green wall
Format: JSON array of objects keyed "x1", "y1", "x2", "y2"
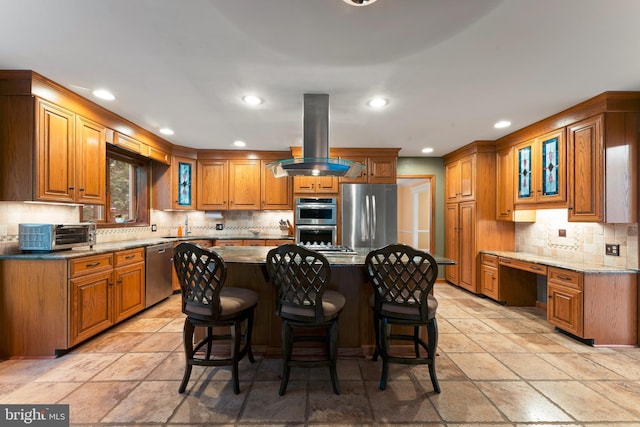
[{"x1": 397, "y1": 157, "x2": 445, "y2": 257}]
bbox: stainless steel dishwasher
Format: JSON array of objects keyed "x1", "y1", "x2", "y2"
[{"x1": 145, "y1": 242, "x2": 174, "y2": 308}]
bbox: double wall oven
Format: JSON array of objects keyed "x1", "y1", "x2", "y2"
[{"x1": 295, "y1": 197, "x2": 337, "y2": 245}]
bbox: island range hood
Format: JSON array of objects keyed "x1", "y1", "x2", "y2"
[{"x1": 266, "y1": 94, "x2": 365, "y2": 178}]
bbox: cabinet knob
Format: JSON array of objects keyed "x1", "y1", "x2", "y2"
[
  {"x1": 69, "y1": 186, "x2": 75, "y2": 190},
  {"x1": 548, "y1": 295, "x2": 552, "y2": 299}
]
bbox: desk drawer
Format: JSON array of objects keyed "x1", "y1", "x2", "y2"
[
  {"x1": 499, "y1": 258, "x2": 547, "y2": 275},
  {"x1": 548, "y1": 267, "x2": 582, "y2": 290},
  {"x1": 481, "y1": 253, "x2": 499, "y2": 268}
]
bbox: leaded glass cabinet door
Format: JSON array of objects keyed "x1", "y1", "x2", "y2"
[
  {"x1": 537, "y1": 128, "x2": 566, "y2": 205},
  {"x1": 514, "y1": 129, "x2": 566, "y2": 206},
  {"x1": 515, "y1": 139, "x2": 536, "y2": 204}
]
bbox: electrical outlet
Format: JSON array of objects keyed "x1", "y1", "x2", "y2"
[
  {"x1": 216, "y1": 223, "x2": 224, "y2": 230},
  {"x1": 558, "y1": 229, "x2": 566, "y2": 237},
  {"x1": 605, "y1": 243, "x2": 620, "y2": 256},
  {"x1": 151, "y1": 224, "x2": 157, "y2": 232}
]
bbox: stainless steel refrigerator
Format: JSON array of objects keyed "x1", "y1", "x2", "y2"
[{"x1": 341, "y1": 183, "x2": 397, "y2": 250}]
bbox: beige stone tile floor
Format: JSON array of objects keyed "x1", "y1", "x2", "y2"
[{"x1": 2, "y1": 282, "x2": 640, "y2": 426}]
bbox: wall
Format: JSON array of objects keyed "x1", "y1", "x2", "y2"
[
  {"x1": 397, "y1": 157, "x2": 445, "y2": 257},
  {"x1": 0, "y1": 202, "x2": 293, "y2": 254},
  {"x1": 515, "y1": 209, "x2": 638, "y2": 269}
]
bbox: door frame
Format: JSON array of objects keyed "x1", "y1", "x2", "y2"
[{"x1": 397, "y1": 174, "x2": 435, "y2": 254}]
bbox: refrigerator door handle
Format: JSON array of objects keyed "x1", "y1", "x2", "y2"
[
  {"x1": 371, "y1": 194, "x2": 377, "y2": 239},
  {"x1": 365, "y1": 194, "x2": 370, "y2": 240}
]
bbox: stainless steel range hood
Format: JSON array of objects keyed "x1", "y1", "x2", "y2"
[{"x1": 266, "y1": 94, "x2": 365, "y2": 178}]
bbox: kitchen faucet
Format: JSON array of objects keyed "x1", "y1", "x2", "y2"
[{"x1": 184, "y1": 215, "x2": 190, "y2": 235}]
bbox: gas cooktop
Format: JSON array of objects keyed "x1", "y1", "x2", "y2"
[{"x1": 299, "y1": 243, "x2": 357, "y2": 255}]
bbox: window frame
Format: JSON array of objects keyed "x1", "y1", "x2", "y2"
[{"x1": 95, "y1": 146, "x2": 150, "y2": 228}]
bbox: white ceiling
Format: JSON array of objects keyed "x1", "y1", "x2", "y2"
[{"x1": 2, "y1": 0, "x2": 640, "y2": 157}]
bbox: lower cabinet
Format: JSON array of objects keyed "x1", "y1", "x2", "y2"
[
  {"x1": 480, "y1": 254, "x2": 499, "y2": 300},
  {"x1": 546, "y1": 267, "x2": 637, "y2": 346},
  {"x1": 69, "y1": 248, "x2": 145, "y2": 347},
  {"x1": 113, "y1": 248, "x2": 145, "y2": 323}
]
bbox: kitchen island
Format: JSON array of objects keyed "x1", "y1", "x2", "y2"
[
  {"x1": 195, "y1": 246, "x2": 454, "y2": 356},
  {"x1": 0, "y1": 241, "x2": 453, "y2": 358}
]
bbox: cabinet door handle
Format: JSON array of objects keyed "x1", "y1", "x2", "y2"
[
  {"x1": 85, "y1": 262, "x2": 100, "y2": 267},
  {"x1": 125, "y1": 255, "x2": 135, "y2": 260},
  {"x1": 79, "y1": 188, "x2": 85, "y2": 192},
  {"x1": 502, "y1": 260, "x2": 511, "y2": 264},
  {"x1": 69, "y1": 186, "x2": 75, "y2": 190},
  {"x1": 548, "y1": 295, "x2": 552, "y2": 299},
  {"x1": 531, "y1": 266, "x2": 543, "y2": 271},
  {"x1": 557, "y1": 275, "x2": 572, "y2": 281}
]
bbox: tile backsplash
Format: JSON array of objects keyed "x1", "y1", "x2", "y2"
[
  {"x1": 515, "y1": 209, "x2": 638, "y2": 269},
  {"x1": 0, "y1": 202, "x2": 293, "y2": 254}
]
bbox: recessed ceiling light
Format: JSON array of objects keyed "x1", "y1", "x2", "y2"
[
  {"x1": 367, "y1": 97, "x2": 388, "y2": 109},
  {"x1": 494, "y1": 120, "x2": 511, "y2": 129},
  {"x1": 159, "y1": 128, "x2": 174, "y2": 136},
  {"x1": 233, "y1": 140, "x2": 246, "y2": 147},
  {"x1": 421, "y1": 147, "x2": 434, "y2": 154},
  {"x1": 342, "y1": 0, "x2": 378, "y2": 6},
  {"x1": 242, "y1": 95, "x2": 263, "y2": 105},
  {"x1": 92, "y1": 89, "x2": 115, "y2": 101}
]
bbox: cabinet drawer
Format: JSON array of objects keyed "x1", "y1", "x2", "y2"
[
  {"x1": 114, "y1": 247, "x2": 145, "y2": 267},
  {"x1": 191, "y1": 239, "x2": 213, "y2": 248},
  {"x1": 70, "y1": 254, "x2": 113, "y2": 278},
  {"x1": 499, "y1": 258, "x2": 547, "y2": 275},
  {"x1": 481, "y1": 253, "x2": 499, "y2": 268},
  {"x1": 214, "y1": 239, "x2": 243, "y2": 246},
  {"x1": 548, "y1": 267, "x2": 582, "y2": 290}
]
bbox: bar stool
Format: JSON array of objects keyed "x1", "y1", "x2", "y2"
[
  {"x1": 265, "y1": 244, "x2": 345, "y2": 395},
  {"x1": 173, "y1": 242, "x2": 258, "y2": 394},
  {"x1": 364, "y1": 243, "x2": 440, "y2": 392}
]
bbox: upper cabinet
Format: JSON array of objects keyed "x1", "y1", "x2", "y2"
[
  {"x1": 293, "y1": 176, "x2": 339, "y2": 194},
  {"x1": 338, "y1": 155, "x2": 397, "y2": 184},
  {"x1": 261, "y1": 160, "x2": 292, "y2": 209},
  {"x1": 228, "y1": 159, "x2": 261, "y2": 210},
  {"x1": 196, "y1": 159, "x2": 228, "y2": 210},
  {"x1": 514, "y1": 129, "x2": 566, "y2": 207},
  {"x1": 445, "y1": 154, "x2": 475, "y2": 202},
  {"x1": 567, "y1": 113, "x2": 637, "y2": 223},
  {"x1": 172, "y1": 156, "x2": 197, "y2": 210},
  {"x1": 0, "y1": 71, "x2": 173, "y2": 205},
  {"x1": 193, "y1": 152, "x2": 293, "y2": 211},
  {"x1": 75, "y1": 115, "x2": 107, "y2": 204},
  {"x1": 494, "y1": 92, "x2": 640, "y2": 223}
]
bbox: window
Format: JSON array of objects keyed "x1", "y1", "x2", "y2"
[{"x1": 82, "y1": 147, "x2": 150, "y2": 225}]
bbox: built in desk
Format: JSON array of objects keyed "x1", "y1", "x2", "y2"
[{"x1": 481, "y1": 250, "x2": 639, "y2": 347}]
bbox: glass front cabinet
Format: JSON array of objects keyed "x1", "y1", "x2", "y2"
[{"x1": 515, "y1": 129, "x2": 566, "y2": 206}]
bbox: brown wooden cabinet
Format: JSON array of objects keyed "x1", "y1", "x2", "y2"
[
  {"x1": 196, "y1": 159, "x2": 228, "y2": 210},
  {"x1": 36, "y1": 99, "x2": 107, "y2": 205},
  {"x1": 112, "y1": 131, "x2": 147, "y2": 156},
  {"x1": 443, "y1": 143, "x2": 515, "y2": 294},
  {"x1": 567, "y1": 113, "x2": 637, "y2": 223},
  {"x1": 293, "y1": 175, "x2": 339, "y2": 194},
  {"x1": 229, "y1": 159, "x2": 261, "y2": 210},
  {"x1": 338, "y1": 155, "x2": 397, "y2": 184},
  {"x1": 514, "y1": 129, "x2": 566, "y2": 207},
  {"x1": 480, "y1": 253, "x2": 499, "y2": 300},
  {"x1": 68, "y1": 253, "x2": 115, "y2": 347},
  {"x1": 261, "y1": 160, "x2": 292, "y2": 209},
  {"x1": 75, "y1": 116, "x2": 107, "y2": 204},
  {"x1": 496, "y1": 146, "x2": 514, "y2": 221},
  {"x1": 547, "y1": 268, "x2": 583, "y2": 337},
  {"x1": 445, "y1": 155, "x2": 475, "y2": 202},
  {"x1": 113, "y1": 248, "x2": 145, "y2": 323}
]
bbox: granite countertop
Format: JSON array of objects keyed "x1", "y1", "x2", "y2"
[
  {"x1": 0, "y1": 235, "x2": 294, "y2": 260},
  {"x1": 1, "y1": 238, "x2": 454, "y2": 267},
  {"x1": 482, "y1": 250, "x2": 638, "y2": 274}
]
